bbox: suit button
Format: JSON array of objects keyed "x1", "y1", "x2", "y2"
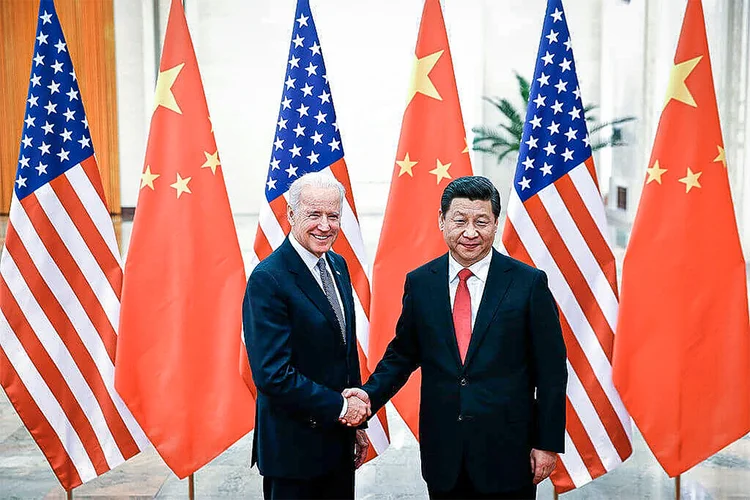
[
  {"x1": 460, "y1": 377, "x2": 467, "y2": 386},
  {"x1": 458, "y1": 415, "x2": 463, "y2": 422},
  {"x1": 310, "y1": 419, "x2": 317, "y2": 428}
]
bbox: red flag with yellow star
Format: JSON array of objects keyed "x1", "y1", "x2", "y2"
[
  {"x1": 613, "y1": 0, "x2": 750, "y2": 476},
  {"x1": 114, "y1": 0, "x2": 254, "y2": 477},
  {"x1": 368, "y1": 0, "x2": 473, "y2": 437}
]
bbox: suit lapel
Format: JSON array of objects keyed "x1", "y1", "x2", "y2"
[
  {"x1": 329, "y1": 254, "x2": 355, "y2": 343},
  {"x1": 281, "y1": 239, "x2": 341, "y2": 334},
  {"x1": 428, "y1": 255, "x2": 463, "y2": 369},
  {"x1": 463, "y1": 250, "x2": 514, "y2": 368}
]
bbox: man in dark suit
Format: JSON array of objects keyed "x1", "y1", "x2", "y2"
[
  {"x1": 244, "y1": 172, "x2": 370, "y2": 500},
  {"x1": 345, "y1": 176, "x2": 567, "y2": 499}
]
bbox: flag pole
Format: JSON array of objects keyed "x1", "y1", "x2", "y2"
[
  {"x1": 188, "y1": 473, "x2": 195, "y2": 500},
  {"x1": 553, "y1": 489, "x2": 559, "y2": 500},
  {"x1": 66, "y1": 489, "x2": 73, "y2": 500},
  {"x1": 675, "y1": 475, "x2": 680, "y2": 500}
]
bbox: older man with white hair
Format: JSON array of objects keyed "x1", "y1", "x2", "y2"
[{"x1": 243, "y1": 172, "x2": 370, "y2": 500}]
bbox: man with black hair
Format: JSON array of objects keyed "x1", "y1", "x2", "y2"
[{"x1": 345, "y1": 176, "x2": 567, "y2": 499}]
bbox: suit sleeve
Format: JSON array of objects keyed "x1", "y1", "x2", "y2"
[
  {"x1": 363, "y1": 275, "x2": 421, "y2": 413},
  {"x1": 529, "y1": 270, "x2": 568, "y2": 452},
  {"x1": 243, "y1": 268, "x2": 344, "y2": 424},
  {"x1": 336, "y1": 255, "x2": 368, "y2": 430}
]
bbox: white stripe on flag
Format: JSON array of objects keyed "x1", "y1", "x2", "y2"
[
  {"x1": 0, "y1": 309, "x2": 98, "y2": 482},
  {"x1": 9, "y1": 199, "x2": 114, "y2": 375},
  {"x1": 34, "y1": 186, "x2": 120, "y2": 332},
  {"x1": 0, "y1": 250, "x2": 124, "y2": 467},
  {"x1": 538, "y1": 185, "x2": 618, "y2": 331},
  {"x1": 258, "y1": 202, "x2": 286, "y2": 250},
  {"x1": 560, "y1": 431, "x2": 592, "y2": 488},
  {"x1": 566, "y1": 359, "x2": 620, "y2": 468},
  {"x1": 569, "y1": 166, "x2": 613, "y2": 254},
  {"x1": 65, "y1": 165, "x2": 122, "y2": 266},
  {"x1": 507, "y1": 196, "x2": 621, "y2": 415}
]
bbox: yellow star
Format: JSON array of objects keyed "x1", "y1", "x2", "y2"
[
  {"x1": 170, "y1": 173, "x2": 192, "y2": 198},
  {"x1": 201, "y1": 151, "x2": 221, "y2": 175},
  {"x1": 663, "y1": 56, "x2": 702, "y2": 109},
  {"x1": 463, "y1": 137, "x2": 469, "y2": 154},
  {"x1": 429, "y1": 158, "x2": 452, "y2": 185},
  {"x1": 646, "y1": 160, "x2": 667, "y2": 184},
  {"x1": 396, "y1": 152, "x2": 418, "y2": 177},
  {"x1": 140, "y1": 165, "x2": 160, "y2": 190},
  {"x1": 678, "y1": 167, "x2": 702, "y2": 193},
  {"x1": 407, "y1": 50, "x2": 443, "y2": 104},
  {"x1": 713, "y1": 145, "x2": 726, "y2": 168},
  {"x1": 154, "y1": 63, "x2": 185, "y2": 114}
]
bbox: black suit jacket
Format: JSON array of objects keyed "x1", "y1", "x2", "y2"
[
  {"x1": 243, "y1": 237, "x2": 361, "y2": 479},
  {"x1": 364, "y1": 249, "x2": 567, "y2": 493}
]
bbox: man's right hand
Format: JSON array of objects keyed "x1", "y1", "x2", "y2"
[{"x1": 339, "y1": 388, "x2": 371, "y2": 426}]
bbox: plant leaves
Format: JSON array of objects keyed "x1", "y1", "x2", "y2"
[{"x1": 515, "y1": 72, "x2": 531, "y2": 104}]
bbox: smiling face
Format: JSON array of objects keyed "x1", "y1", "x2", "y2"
[
  {"x1": 288, "y1": 185, "x2": 342, "y2": 257},
  {"x1": 440, "y1": 197, "x2": 498, "y2": 267}
]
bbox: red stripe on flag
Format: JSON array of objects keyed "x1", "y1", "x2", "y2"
[
  {"x1": 22, "y1": 197, "x2": 117, "y2": 362},
  {"x1": 559, "y1": 314, "x2": 632, "y2": 460},
  {"x1": 0, "y1": 347, "x2": 83, "y2": 490},
  {"x1": 525, "y1": 195, "x2": 614, "y2": 360},
  {"x1": 253, "y1": 227, "x2": 274, "y2": 262},
  {"x1": 550, "y1": 455, "x2": 576, "y2": 493},
  {"x1": 330, "y1": 158, "x2": 359, "y2": 220},
  {"x1": 78, "y1": 157, "x2": 109, "y2": 211},
  {"x1": 332, "y1": 234, "x2": 371, "y2": 317},
  {"x1": 584, "y1": 157, "x2": 600, "y2": 191},
  {"x1": 50, "y1": 175, "x2": 123, "y2": 300},
  {"x1": 4, "y1": 226, "x2": 140, "y2": 459},
  {"x1": 501, "y1": 221, "x2": 535, "y2": 268},
  {"x1": 556, "y1": 174, "x2": 618, "y2": 297},
  {"x1": 0, "y1": 274, "x2": 110, "y2": 476},
  {"x1": 269, "y1": 197, "x2": 291, "y2": 235},
  {"x1": 565, "y1": 397, "x2": 607, "y2": 479}
]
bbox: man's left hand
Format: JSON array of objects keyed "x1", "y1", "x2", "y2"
[
  {"x1": 530, "y1": 448, "x2": 557, "y2": 485},
  {"x1": 354, "y1": 429, "x2": 369, "y2": 469}
]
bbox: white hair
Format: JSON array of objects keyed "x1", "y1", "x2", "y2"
[{"x1": 288, "y1": 172, "x2": 346, "y2": 212}]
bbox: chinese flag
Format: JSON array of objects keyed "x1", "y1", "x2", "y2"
[
  {"x1": 368, "y1": 0, "x2": 473, "y2": 437},
  {"x1": 115, "y1": 0, "x2": 255, "y2": 477},
  {"x1": 613, "y1": 0, "x2": 750, "y2": 477}
]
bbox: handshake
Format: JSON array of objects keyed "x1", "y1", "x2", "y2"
[{"x1": 339, "y1": 388, "x2": 371, "y2": 426}]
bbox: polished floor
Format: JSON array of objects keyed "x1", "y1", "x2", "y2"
[{"x1": 1, "y1": 215, "x2": 750, "y2": 499}]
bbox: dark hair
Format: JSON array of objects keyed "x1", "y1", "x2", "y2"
[{"x1": 440, "y1": 176, "x2": 501, "y2": 218}]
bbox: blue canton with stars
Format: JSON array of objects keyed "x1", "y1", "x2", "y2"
[
  {"x1": 265, "y1": 0, "x2": 344, "y2": 202},
  {"x1": 14, "y1": 0, "x2": 93, "y2": 201},
  {"x1": 514, "y1": 0, "x2": 592, "y2": 202}
]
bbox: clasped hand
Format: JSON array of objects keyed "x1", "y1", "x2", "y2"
[{"x1": 339, "y1": 388, "x2": 371, "y2": 426}]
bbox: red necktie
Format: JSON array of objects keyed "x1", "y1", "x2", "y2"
[{"x1": 453, "y1": 268, "x2": 473, "y2": 363}]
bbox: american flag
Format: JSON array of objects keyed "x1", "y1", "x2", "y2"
[
  {"x1": 0, "y1": 0, "x2": 148, "y2": 490},
  {"x1": 242, "y1": 0, "x2": 390, "y2": 456},
  {"x1": 501, "y1": 0, "x2": 632, "y2": 492}
]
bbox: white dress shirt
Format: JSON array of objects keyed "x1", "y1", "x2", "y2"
[
  {"x1": 289, "y1": 234, "x2": 345, "y2": 319},
  {"x1": 288, "y1": 234, "x2": 349, "y2": 418},
  {"x1": 448, "y1": 250, "x2": 493, "y2": 330}
]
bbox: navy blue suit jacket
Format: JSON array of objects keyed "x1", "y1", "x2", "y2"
[
  {"x1": 243, "y1": 237, "x2": 361, "y2": 479},
  {"x1": 364, "y1": 250, "x2": 567, "y2": 493}
]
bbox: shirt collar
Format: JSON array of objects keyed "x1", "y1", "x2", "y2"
[
  {"x1": 289, "y1": 233, "x2": 325, "y2": 273},
  {"x1": 448, "y1": 249, "x2": 493, "y2": 283}
]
